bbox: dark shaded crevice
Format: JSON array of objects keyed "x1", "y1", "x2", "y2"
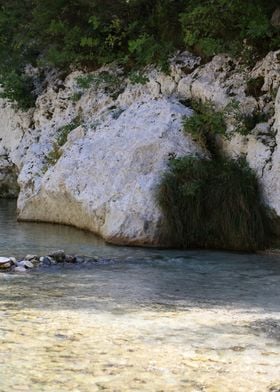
[{"x1": 0, "y1": 156, "x2": 19, "y2": 199}]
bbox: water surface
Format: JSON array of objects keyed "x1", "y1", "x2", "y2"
[{"x1": 0, "y1": 200, "x2": 280, "y2": 391}]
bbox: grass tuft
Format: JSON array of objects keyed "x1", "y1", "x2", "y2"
[{"x1": 158, "y1": 156, "x2": 269, "y2": 251}]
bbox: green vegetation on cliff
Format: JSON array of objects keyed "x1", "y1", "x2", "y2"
[
  {"x1": 158, "y1": 100, "x2": 273, "y2": 251},
  {"x1": 0, "y1": 0, "x2": 279, "y2": 109},
  {"x1": 158, "y1": 156, "x2": 269, "y2": 251}
]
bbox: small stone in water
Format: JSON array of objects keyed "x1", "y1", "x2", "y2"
[
  {"x1": 87, "y1": 258, "x2": 99, "y2": 263},
  {"x1": 48, "y1": 250, "x2": 65, "y2": 262},
  {"x1": 41, "y1": 257, "x2": 51, "y2": 266},
  {"x1": 9, "y1": 257, "x2": 17, "y2": 265},
  {"x1": 41, "y1": 256, "x2": 56, "y2": 266},
  {"x1": 0, "y1": 262, "x2": 11, "y2": 269},
  {"x1": 14, "y1": 266, "x2": 27, "y2": 273},
  {"x1": 17, "y1": 260, "x2": 27, "y2": 267},
  {"x1": 25, "y1": 254, "x2": 38, "y2": 261},
  {"x1": 0, "y1": 257, "x2": 10, "y2": 264},
  {"x1": 48, "y1": 257, "x2": 56, "y2": 265},
  {"x1": 23, "y1": 260, "x2": 34, "y2": 269},
  {"x1": 65, "y1": 255, "x2": 76, "y2": 263},
  {"x1": 75, "y1": 256, "x2": 85, "y2": 263},
  {"x1": 1, "y1": 251, "x2": 113, "y2": 273}
]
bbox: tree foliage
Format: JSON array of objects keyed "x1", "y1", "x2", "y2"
[
  {"x1": 0, "y1": 0, "x2": 278, "y2": 108},
  {"x1": 180, "y1": 0, "x2": 279, "y2": 60}
]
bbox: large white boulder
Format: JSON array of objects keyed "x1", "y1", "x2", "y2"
[{"x1": 17, "y1": 98, "x2": 199, "y2": 246}]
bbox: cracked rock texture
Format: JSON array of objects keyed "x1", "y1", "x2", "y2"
[
  {"x1": 0, "y1": 50, "x2": 279, "y2": 245},
  {"x1": 17, "y1": 97, "x2": 197, "y2": 246}
]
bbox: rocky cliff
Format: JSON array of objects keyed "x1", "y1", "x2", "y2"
[{"x1": 0, "y1": 50, "x2": 279, "y2": 246}]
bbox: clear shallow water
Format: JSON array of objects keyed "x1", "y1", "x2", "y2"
[{"x1": 0, "y1": 200, "x2": 280, "y2": 391}]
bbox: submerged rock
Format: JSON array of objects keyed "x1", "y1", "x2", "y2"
[
  {"x1": 48, "y1": 250, "x2": 65, "y2": 262},
  {"x1": 75, "y1": 256, "x2": 85, "y2": 264},
  {"x1": 65, "y1": 255, "x2": 76, "y2": 263},
  {"x1": 14, "y1": 266, "x2": 27, "y2": 273},
  {"x1": 23, "y1": 260, "x2": 34, "y2": 269},
  {"x1": 16, "y1": 260, "x2": 34, "y2": 269},
  {"x1": 40, "y1": 256, "x2": 56, "y2": 266}
]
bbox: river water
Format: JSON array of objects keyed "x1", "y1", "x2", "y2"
[{"x1": 0, "y1": 200, "x2": 280, "y2": 391}]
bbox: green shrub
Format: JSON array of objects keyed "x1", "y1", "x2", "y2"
[
  {"x1": 245, "y1": 76, "x2": 265, "y2": 98},
  {"x1": 184, "y1": 99, "x2": 270, "y2": 142},
  {"x1": 45, "y1": 143, "x2": 62, "y2": 167},
  {"x1": 183, "y1": 100, "x2": 226, "y2": 155},
  {"x1": 224, "y1": 100, "x2": 270, "y2": 136},
  {"x1": 76, "y1": 75, "x2": 99, "y2": 90},
  {"x1": 159, "y1": 96, "x2": 274, "y2": 250},
  {"x1": 180, "y1": 0, "x2": 279, "y2": 62},
  {"x1": 158, "y1": 156, "x2": 269, "y2": 251},
  {"x1": 237, "y1": 112, "x2": 270, "y2": 136},
  {"x1": 128, "y1": 33, "x2": 171, "y2": 70},
  {"x1": 76, "y1": 71, "x2": 122, "y2": 98},
  {"x1": 0, "y1": 0, "x2": 279, "y2": 106},
  {"x1": 56, "y1": 116, "x2": 81, "y2": 147},
  {"x1": 128, "y1": 71, "x2": 149, "y2": 85},
  {"x1": 43, "y1": 116, "x2": 81, "y2": 171},
  {"x1": 0, "y1": 70, "x2": 36, "y2": 110},
  {"x1": 71, "y1": 92, "x2": 83, "y2": 102}
]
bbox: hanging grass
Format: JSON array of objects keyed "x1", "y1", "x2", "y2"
[{"x1": 158, "y1": 156, "x2": 269, "y2": 251}]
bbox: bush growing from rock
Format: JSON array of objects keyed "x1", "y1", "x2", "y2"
[
  {"x1": 158, "y1": 156, "x2": 269, "y2": 251},
  {"x1": 183, "y1": 100, "x2": 226, "y2": 155}
]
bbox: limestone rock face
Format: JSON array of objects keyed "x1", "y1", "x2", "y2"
[
  {"x1": 0, "y1": 155, "x2": 19, "y2": 198},
  {"x1": 217, "y1": 52, "x2": 280, "y2": 215},
  {"x1": 260, "y1": 87, "x2": 280, "y2": 214},
  {"x1": 0, "y1": 99, "x2": 32, "y2": 197},
  {"x1": 177, "y1": 50, "x2": 280, "y2": 218},
  {"x1": 17, "y1": 98, "x2": 198, "y2": 246},
  {"x1": 0, "y1": 50, "x2": 280, "y2": 245},
  {"x1": 0, "y1": 99, "x2": 27, "y2": 154}
]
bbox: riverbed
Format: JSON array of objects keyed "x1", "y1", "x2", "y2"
[{"x1": 0, "y1": 200, "x2": 280, "y2": 391}]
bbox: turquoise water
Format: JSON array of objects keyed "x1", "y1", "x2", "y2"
[{"x1": 0, "y1": 199, "x2": 280, "y2": 391}]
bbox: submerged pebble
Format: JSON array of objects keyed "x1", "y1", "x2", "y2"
[
  {"x1": 14, "y1": 266, "x2": 27, "y2": 273},
  {"x1": 23, "y1": 260, "x2": 34, "y2": 269}
]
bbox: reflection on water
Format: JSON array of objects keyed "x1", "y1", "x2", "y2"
[
  {"x1": 0, "y1": 199, "x2": 190, "y2": 259},
  {"x1": 0, "y1": 200, "x2": 280, "y2": 391},
  {"x1": 0, "y1": 199, "x2": 114, "y2": 258}
]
